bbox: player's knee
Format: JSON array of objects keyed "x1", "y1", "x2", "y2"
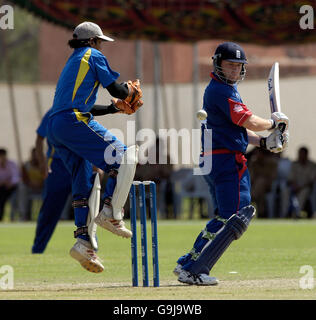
[{"x1": 226, "y1": 205, "x2": 256, "y2": 240}]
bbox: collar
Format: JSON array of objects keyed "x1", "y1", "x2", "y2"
[
  {"x1": 210, "y1": 72, "x2": 238, "y2": 89},
  {"x1": 210, "y1": 72, "x2": 224, "y2": 83}
]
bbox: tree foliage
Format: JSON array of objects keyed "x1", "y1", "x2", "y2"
[{"x1": 0, "y1": 5, "x2": 40, "y2": 83}]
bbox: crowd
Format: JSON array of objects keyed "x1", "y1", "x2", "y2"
[
  {"x1": 247, "y1": 146, "x2": 316, "y2": 219},
  {"x1": 0, "y1": 147, "x2": 72, "y2": 221},
  {"x1": 1, "y1": 145, "x2": 316, "y2": 221}
]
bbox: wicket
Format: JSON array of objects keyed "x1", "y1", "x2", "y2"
[{"x1": 129, "y1": 181, "x2": 159, "y2": 287}]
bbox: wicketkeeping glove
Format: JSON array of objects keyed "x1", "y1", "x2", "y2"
[
  {"x1": 124, "y1": 79, "x2": 143, "y2": 105},
  {"x1": 131, "y1": 99, "x2": 143, "y2": 112},
  {"x1": 112, "y1": 98, "x2": 143, "y2": 115}
]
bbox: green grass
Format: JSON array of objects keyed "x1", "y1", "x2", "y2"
[{"x1": 0, "y1": 219, "x2": 316, "y2": 299}]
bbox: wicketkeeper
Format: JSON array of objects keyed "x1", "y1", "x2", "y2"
[
  {"x1": 174, "y1": 42, "x2": 290, "y2": 285},
  {"x1": 47, "y1": 22, "x2": 143, "y2": 273}
]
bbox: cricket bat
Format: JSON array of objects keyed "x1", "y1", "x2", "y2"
[{"x1": 268, "y1": 62, "x2": 286, "y2": 151}]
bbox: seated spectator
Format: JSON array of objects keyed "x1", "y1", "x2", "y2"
[
  {"x1": 0, "y1": 148, "x2": 20, "y2": 221},
  {"x1": 18, "y1": 148, "x2": 45, "y2": 221},
  {"x1": 288, "y1": 146, "x2": 316, "y2": 218},
  {"x1": 248, "y1": 148, "x2": 278, "y2": 218},
  {"x1": 273, "y1": 153, "x2": 292, "y2": 218}
]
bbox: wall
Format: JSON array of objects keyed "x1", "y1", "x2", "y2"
[{"x1": 0, "y1": 76, "x2": 315, "y2": 165}]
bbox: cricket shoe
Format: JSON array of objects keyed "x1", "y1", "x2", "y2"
[
  {"x1": 69, "y1": 238, "x2": 104, "y2": 273},
  {"x1": 94, "y1": 202, "x2": 132, "y2": 238},
  {"x1": 178, "y1": 270, "x2": 218, "y2": 286},
  {"x1": 173, "y1": 264, "x2": 183, "y2": 276}
]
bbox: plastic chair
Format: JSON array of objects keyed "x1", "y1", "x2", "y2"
[{"x1": 171, "y1": 168, "x2": 214, "y2": 219}]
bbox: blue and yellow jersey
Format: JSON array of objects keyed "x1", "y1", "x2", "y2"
[
  {"x1": 51, "y1": 47, "x2": 119, "y2": 115},
  {"x1": 203, "y1": 73, "x2": 253, "y2": 153}
]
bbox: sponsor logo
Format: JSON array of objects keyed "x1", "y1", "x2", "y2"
[{"x1": 233, "y1": 104, "x2": 243, "y2": 113}]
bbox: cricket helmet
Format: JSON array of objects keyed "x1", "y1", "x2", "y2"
[{"x1": 212, "y1": 42, "x2": 247, "y2": 84}]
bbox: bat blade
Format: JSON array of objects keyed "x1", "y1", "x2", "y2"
[
  {"x1": 268, "y1": 62, "x2": 281, "y2": 113},
  {"x1": 268, "y1": 62, "x2": 284, "y2": 151}
]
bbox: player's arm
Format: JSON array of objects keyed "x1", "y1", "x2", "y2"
[
  {"x1": 243, "y1": 112, "x2": 289, "y2": 132},
  {"x1": 35, "y1": 134, "x2": 48, "y2": 178},
  {"x1": 106, "y1": 80, "x2": 142, "y2": 105},
  {"x1": 242, "y1": 115, "x2": 274, "y2": 132},
  {"x1": 246, "y1": 129, "x2": 261, "y2": 147},
  {"x1": 90, "y1": 103, "x2": 120, "y2": 116},
  {"x1": 105, "y1": 81, "x2": 129, "y2": 100},
  {"x1": 90, "y1": 99, "x2": 143, "y2": 116},
  {"x1": 94, "y1": 53, "x2": 142, "y2": 104}
]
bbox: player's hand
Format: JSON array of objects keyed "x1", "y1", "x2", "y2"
[
  {"x1": 270, "y1": 112, "x2": 289, "y2": 132},
  {"x1": 260, "y1": 128, "x2": 289, "y2": 153},
  {"x1": 124, "y1": 79, "x2": 143, "y2": 105},
  {"x1": 112, "y1": 98, "x2": 143, "y2": 115},
  {"x1": 112, "y1": 98, "x2": 134, "y2": 115},
  {"x1": 131, "y1": 99, "x2": 143, "y2": 112}
]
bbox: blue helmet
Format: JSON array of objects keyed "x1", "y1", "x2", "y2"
[{"x1": 212, "y1": 42, "x2": 248, "y2": 84}]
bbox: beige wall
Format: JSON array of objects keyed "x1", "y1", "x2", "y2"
[
  {"x1": 39, "y1": 22, "x2": 316, "y2": 85},
  {"x1": 0, "y1": 75, "x2": 314, "y2": 165}
]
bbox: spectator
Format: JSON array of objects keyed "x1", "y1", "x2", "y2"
[
  {"x1": 273, "y1": 153, "x2": 292, "y2": 218},
  {"x1": 288, "y1": 146, "x2": 316, "y2": 218},
  {"x1": 18, "y1": 148, "x2": 45, "y2": 221},
  {"x1": 0, "y1": 148, "x2": 20, "y2": 220},
  {"x1": 248, "y1": 148, "x2": 278, "y2": 218}
]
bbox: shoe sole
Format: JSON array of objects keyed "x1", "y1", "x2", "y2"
[
  {"x1": 178, "y1": 276, "x2": 219, "y2": 286},
  {"x1": 69, "y1": 248, "x2": 104, "y2": 273},
  {"x1": 195, "y1": 280, "x2": 219, "y2": 286},
  {"x1": 95, "y1": 219, "x2": 132, "y2": 238}
]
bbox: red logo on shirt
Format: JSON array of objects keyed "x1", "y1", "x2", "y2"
[
  {"x1": 228, "y1": 99, "x2": 252, "y2": 126},
  {"x1": 233, "y1": 104, "x2": 244, "y2": 113}
]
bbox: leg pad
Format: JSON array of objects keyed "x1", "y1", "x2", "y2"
[{"x1": 188, "y1": 205, "x2": 255, "y2": 275}]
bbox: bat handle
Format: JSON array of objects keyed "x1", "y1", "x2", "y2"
[{"x1": 275, "y1": 122, "x2": 286, "y2": 151}]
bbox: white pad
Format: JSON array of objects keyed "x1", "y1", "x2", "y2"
[
  {"x1": 111, "y1": 145, "x2": 139, "y2": 220},
  {"x1": 87, "y1": 173, "x2": 101, "y2": 250}
]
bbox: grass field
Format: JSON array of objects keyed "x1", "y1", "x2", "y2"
[{"x1": 0, "y1": 219, "x2": 316, "y2": 300}]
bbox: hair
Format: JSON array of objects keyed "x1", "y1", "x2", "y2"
[
  {"x1": 0, "y1": 148, "x2": 7, "y2": 156},
  {"x1": 299, "y1": 146, "x2": 309, "y2": 155},
  {"x1": 68, "y1": 36, "x2": 98, "y2": 49}
]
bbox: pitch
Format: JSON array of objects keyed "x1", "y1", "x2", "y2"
[{"x1": 0, "y1": 219, "x2": 315, "y2": 300}]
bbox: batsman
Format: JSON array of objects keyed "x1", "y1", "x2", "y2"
[
  {"x1": 175, "y1": 42, "x2": 289, "y2": 285},
  {"x1": 47, "y1": 22, "x2": 143, "y2": 273}
]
